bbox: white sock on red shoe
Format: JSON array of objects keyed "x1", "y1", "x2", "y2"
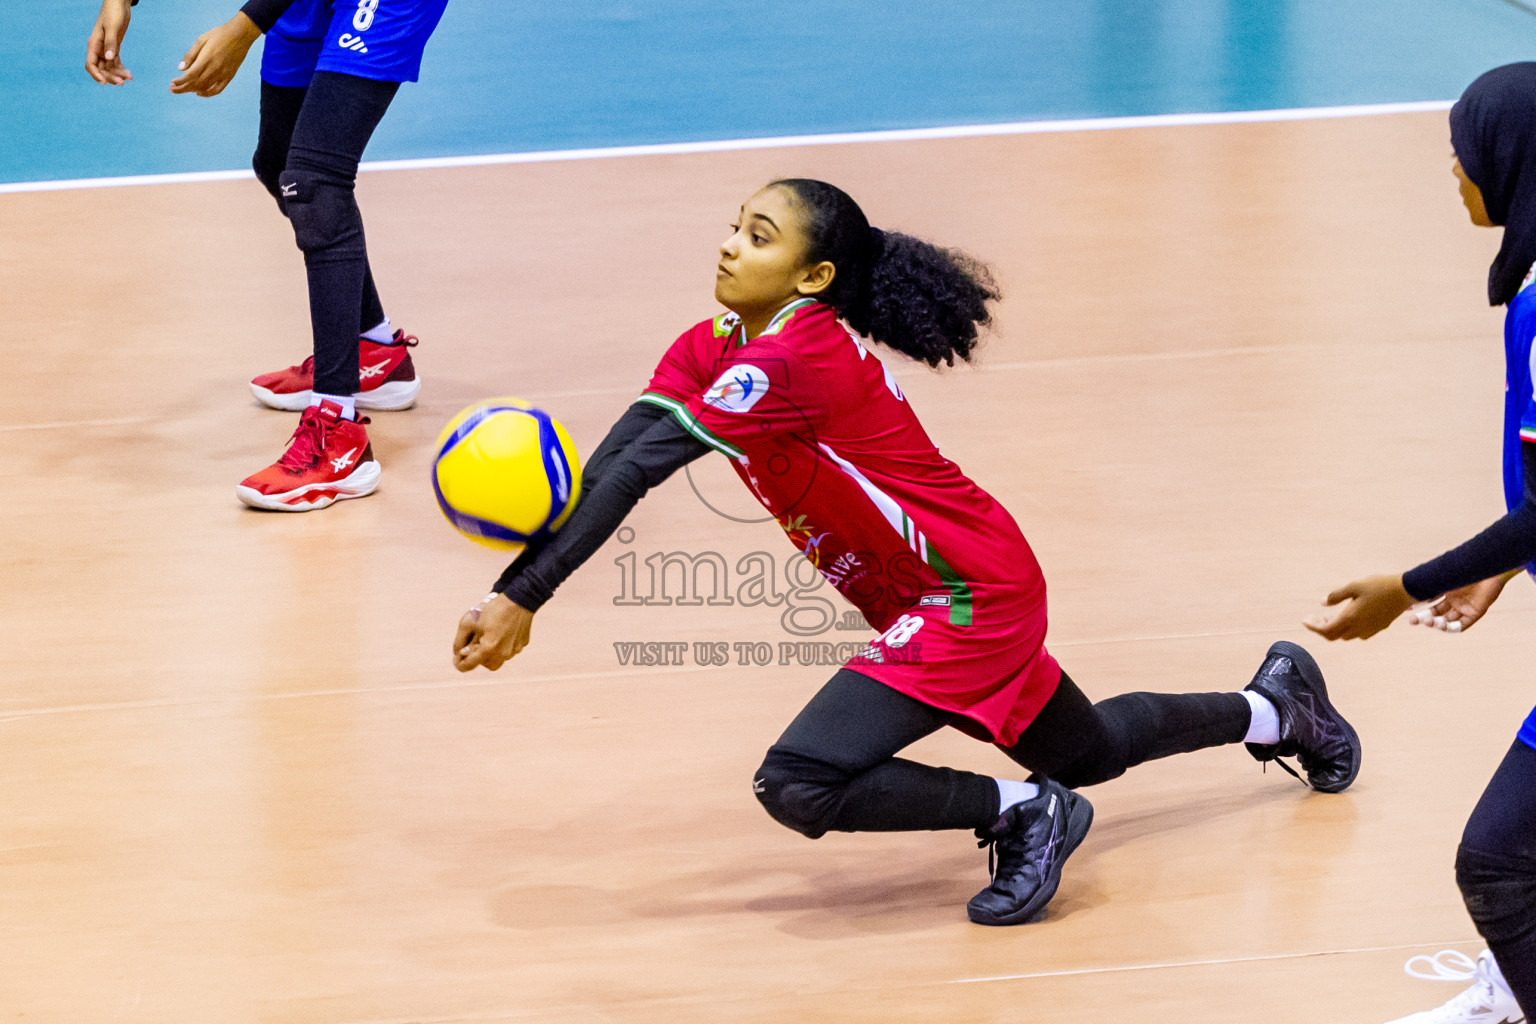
[
  {"x1": 362, "y1": 318, "x2": 394, "y2": 343},
  {"x1": 311, "y1": 393, "x2": 357, "y2": 420}
]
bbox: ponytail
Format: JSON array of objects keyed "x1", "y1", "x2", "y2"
[{"x1": 770, "y1": 178, "x2": 999, "y2": 367}]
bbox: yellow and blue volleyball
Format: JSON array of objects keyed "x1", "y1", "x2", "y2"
[{"x1": 432, "y1": 398, "x2": 583, "y2": 551}]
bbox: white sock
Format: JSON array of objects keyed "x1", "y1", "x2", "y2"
[
  {"x1": 996, "y1": 778, "x2": 1040, "y2": 814},
  {"x1": 310, "y1": 392, "x2": 357, "y2": 420},
  {"x1": 1241, "y1": 690, "x2": 1281, "y2": 745},
  {"x1": 361, "y1": 317, "x2": 394, "y2": 343}
]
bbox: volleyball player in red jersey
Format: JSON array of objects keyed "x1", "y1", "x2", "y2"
[{"x1": 453, "y1": 179, "x2": 1362, "y2": 925}]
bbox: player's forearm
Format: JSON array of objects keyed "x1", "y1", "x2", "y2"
[
  {"x1": 492, "y1": 404, "x2": 709, "y2": 611},
  {"x1": 488, "y1": 401, "x2": 667, "y2": 595},
  {"x1": 496, "y1": 460, "x2": 653, "y2": 611},
  {"x1": 1403, "y1": 442, "x2": 1536, "y2": 599}
]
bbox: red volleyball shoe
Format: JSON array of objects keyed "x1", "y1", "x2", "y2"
[
  {"x1": 236, "y1": 400, "x2": 381, "y2": 512},
  {"x1": 249, "y1": 330, "x2": 420, "y2": 412}
]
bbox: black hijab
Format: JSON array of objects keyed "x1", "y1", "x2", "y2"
[{"x1": 1450, "y1": 62, "x2": 1536, "y2": 306}]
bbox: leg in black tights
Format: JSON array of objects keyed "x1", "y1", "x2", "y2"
[
  {"x1": 753, "y1": 667, "x2": 1253, "y2": 839},
  {"x1": 254, "y1": 75, "x2": 392, "y2": 386},
  {"x1": 755, "y1": 670, "x2": 999, "y2": 837},
  {"x1": 999, "y1": 673, "x2": 1251, "y2": 787},
  {"x1": 1457, "y1": 740, "x2": 1536, "y2": 1015}
]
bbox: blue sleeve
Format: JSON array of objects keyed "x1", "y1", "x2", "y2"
[{"x1": 1503, "y1": 291, "x2": 1536, "y2": 577}]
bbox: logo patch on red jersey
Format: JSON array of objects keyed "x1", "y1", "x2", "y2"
[
  {"x1": 703, "y1": 364, "x2": 770, "y2": 413},
  {"x1": 712, "y1": 311, "x2": 742, "y2": 338}
]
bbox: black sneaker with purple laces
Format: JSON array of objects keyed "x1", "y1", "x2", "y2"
[
  {"x1": 966, "y1": 778, "x2": 1093, "y2": 926},
  {"x1": 1244, "y1": 640, "x2": 1361, "y2": 793}
]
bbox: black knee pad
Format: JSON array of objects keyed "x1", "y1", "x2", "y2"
[
  {"x1": 1457, "y1": 843, "x2": 1536, "y2": 946},
  {"x1": 277, "y1": 168, "x2": 363, "y2": 257},
  {"x1": 753, "y1": 747, "x2": 850, "y2": 840},
  {"x1": 252, "y1": 150, "x2": 286, "y2": 207}
]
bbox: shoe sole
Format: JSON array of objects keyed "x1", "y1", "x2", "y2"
[
  {"x1": 236, "y1": 460, "x2": 381, "y2": 512},
  {"x1": 968, "y1": 789, "x2": 1094, "y2": 926},
  {"x1": 1259, "y1": 640, "x2": 1362, "y2": 794},
  {"x1": 250, "y1": 378, "x2": 420, "y2": 412}
]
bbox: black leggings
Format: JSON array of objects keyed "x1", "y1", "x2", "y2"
[
  {"x1": 753, "y1": 667, "x2": 1251, "y2": 838},
  {"x1": 1457, "y1": 740, "x2": 1536, "y2": 1014},
  {"x1": 253, "y1": 73, "x2": 398, "y2": 396}
]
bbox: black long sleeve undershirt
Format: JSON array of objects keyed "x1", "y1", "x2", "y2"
[
  {"x1": 1402, "y1": 440, "x2": 1536, "y2": 600},
  {"x1": 493, "y1": 402, "x2": 710, "y2": 612},
  {"x1": 129, "y1": 0, "x2": 300, "y2": 34},
  {"x1": 239, "y1": 0, "x2": 299, "y2": 34}
]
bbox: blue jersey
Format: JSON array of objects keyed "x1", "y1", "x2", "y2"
[
  {"x1": 1501, "y1": 282, "x2": 1536, "y2": 750},
  {"x1": 261, "y1": 0, "x2": 448, "y2": 87}
]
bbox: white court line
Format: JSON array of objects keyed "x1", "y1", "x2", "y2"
[
  {"x1": 1051, "y1": 626, "x2": 1289, "y2": 648},
  {"x1": 0, "y1": 338, "x2": 1449, "y2": 433},
  {"x1": 978, "y1": 343, "x2": 1331, "y2": 373},
  {"x1": 0, "y1": 100, "x2": 1454, "y2": 195},
  {"x1": 0, "y1": 625, "x2": 1301, "y2": 723},
  {"x1": 0, "y1": 416, "x2": 151, "y2": 433},
  {"x1": 950, "y1": 939, "x2": 1478, "y2": 984},
  {"x1": 0, "y1": 662, "x2": 732, "y2": 723},
  {"x1": 522, "y1": 339, "x2": 1406, "y2": 402}
]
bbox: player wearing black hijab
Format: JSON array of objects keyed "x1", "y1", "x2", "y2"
[{"x1": 1309, "y1": 62, "x2": 1536, "y2": 1024}]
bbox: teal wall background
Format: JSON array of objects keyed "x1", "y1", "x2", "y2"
[{"x1": 6, "y1": 0, "x2": 1536, "y2": 184}]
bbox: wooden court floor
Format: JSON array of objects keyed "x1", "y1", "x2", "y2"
[{"x1": 1, "y1": 110, "x2": 1529, "y2": 1022}]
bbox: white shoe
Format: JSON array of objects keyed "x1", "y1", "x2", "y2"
[{"x1": 1384, "y1": 949, "x2": 1525, "y2": 1023}]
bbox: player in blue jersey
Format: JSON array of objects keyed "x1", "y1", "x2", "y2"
[
  {"x1": 1307, "y1": 63, "x2": 1536, "y2": 1024},
  {"x1": 85, "y1": 0, "x2": 447, "y2": 511}
]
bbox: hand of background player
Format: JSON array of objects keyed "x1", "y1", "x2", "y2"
[
  {"x1": 170, "y1": 13, "x2": 260, "y2": 97},
  {"x1": 85, "y1": 0, "x2": 134, "y2": 85},
  {"x1": 1303, "y1": 573, "x2": 1414, "y2": 641},
  {"x1": 453, "y1": 593, "x2": 534, "y2": 672},
  {"x1": 1405, "y1": 570, "x2": 1519, "y2": 634}
]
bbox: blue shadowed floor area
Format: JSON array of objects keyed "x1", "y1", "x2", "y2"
[{"x1": 6, "y1": 0, "x2": 1536, "y2": 184}]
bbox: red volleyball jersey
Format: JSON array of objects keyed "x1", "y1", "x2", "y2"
[{"x1": 638, "y1": 299, "x2": 1048, "y2": 634}]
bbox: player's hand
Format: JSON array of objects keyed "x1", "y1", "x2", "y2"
[
  {"x1": 1303, "y1": 573, "x2": 1414, "y2": 641},
  {"x1": 1405, "y1": 570, "x2": 1519, "y2": 634},
  {"x1": 86, "y1": 0, "x2": 134, "y2": 85},
  {"x1": 170, "y1": 13, "x2": 260, "y2": 97},
  {"x1": 453, "y1": 593, "x2": 534, "y2": 672}
]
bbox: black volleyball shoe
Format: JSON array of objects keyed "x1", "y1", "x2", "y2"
[
  {"x1": 966, "y1": 779, "x2": 1093, "y2": 926},
  {"x1": 1243, "y1": 640, "x2": 1362, "y2": 793}
]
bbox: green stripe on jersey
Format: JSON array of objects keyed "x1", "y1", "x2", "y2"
[
  {"x1": 924, "y1": 545, "x2": 974, "y2": 627},
  {"x1": 637, "y1": 392, "x2": 743, "y2": 458}
]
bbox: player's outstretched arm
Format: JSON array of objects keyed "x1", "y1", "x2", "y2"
[
  {"x1": 450, "y1": 402, "x2": 710, "y2": 672},
  {"x1": 86, "y1": 0, "x2": 134, "y2": 85},
  {"x1": 1308, "y1": 442, "x2": 1536, "y2": 642},
  {"x1": 170, "y1": 12, "x2": 261, "y2": 97}
]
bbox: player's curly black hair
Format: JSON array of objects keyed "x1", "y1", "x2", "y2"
[{"x1": 770, "y1": 178, "x2": 999, "y2": 367}]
